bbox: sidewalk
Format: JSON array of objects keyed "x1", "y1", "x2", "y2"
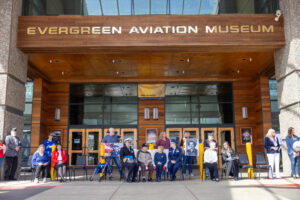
[{"x1": 1, "y1": 177, "x2": 300, "y2": 200}]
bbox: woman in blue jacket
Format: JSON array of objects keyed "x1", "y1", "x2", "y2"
[
  {"x1": 286, "y1": 127, "x2": 300, "y2": 178},
  {"x1": 264, "y1": 129, "x2": 281, "y2": 179},
  {"x1": 32, "y1": 144, "x2": 50, "y2": 183}
]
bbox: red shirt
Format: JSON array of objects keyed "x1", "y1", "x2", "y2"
[
  {"x1": 156, "y1": 138, "x2": 170, "y2": 149},
  {"x1": 51, "y1": 150, "x2": 68, "y2": 167},
  {"x1": 0, "y1": 142, "x2": 4, "y2": 158}
]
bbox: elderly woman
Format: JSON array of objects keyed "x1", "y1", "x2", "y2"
[
  {"x1": 32, "y1": 144, "x2": 50, "y2": 183},
  {"x1": 204, "y1": 142, "x2": 219, "y2": 182},
  {"x1": 156, "y1": 131, "x2": 170, "y2": 149},
  {"x1": 264, "y1": 128, "x2": 281, "y2": 179},
  {"x1": 221, "y1": 142, "x2": 239, "y2": 180}
]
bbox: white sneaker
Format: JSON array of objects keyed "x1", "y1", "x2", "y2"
[
  {"x1": 34, "y1": 178, "x2": 39, "y2": 184},
  {"x1": 42, "y1": 178, "x2": 47, "y2": 183},
  {"x1": 189, "y1": 173, "x2": 194, "y2": 177}
]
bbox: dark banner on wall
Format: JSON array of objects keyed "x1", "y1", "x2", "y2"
[{"x1": 17, "y1": 14, "x2": 285, "y2": 53}]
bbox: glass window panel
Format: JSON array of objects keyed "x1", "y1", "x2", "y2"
[
  {"x1": 200, "y1": 103, "x2": 221, "y2": 124},
  {"x1": 191, "y1": 96, "x2": 198, "y2": 103},
  {"x1": 24, "y1": 103, "x2": 32, "y2": 124},
  {"x1": 118, "y1": 0, "x2": 132, "y2": 15},
  {"x1": 69, "y1": 105, "x2": 84, "y2": 125},
  {"x1": 21, "y1": 126, "x2": 31, "y2": 166},
  {"x1": 83, "y1": 0, "x2": 102, "y2": 15},
  {"x1": 84, "y1": 97, "x2": 103, "y2": 104},
  {"x1": 220, "y1": 103, "x2": 233, "y2": 124},
  {"x1": 270, "y1": 101, "x2": 279, "y2": 113},
  {"x1": 199, "y1": 96, "x2": 218, "y2": 103},
  {"x1": 111, "y1": 96, "x2": 137, "y2": 103},
  {"x1": 220, "y1": 130, "x2": 232, "y2": 147},
  {"x1": 200, "y1": 0, "x2": 219, "y2": 14},
  {"x1": 123, "y1": 131, "x2": 135, "y2": 148},
  {"x1": 191, "y1": 112, "x2": 199, "y2": 124},
  {"x1": 151, "y1": 0, "x2": 167, "y2": 14},
  {"x1": 183, "y1": 0, "x2": 200, "y2": 14},
  {"x1": 134, "y1": 0, "x2": 150, "y2": 15},
  {"x1": 71, "y1": 153, "x2": 83, "y2": 165},
  {"x1": 111, "y1": 112, "x2": 138, "y2": 125},
  {"x1": 166, "y1": 112, "x2": 191, "y2": 124},
  {"x1": 166, "y1": 103, "x2": 191, "y2": 112},
  {"x1": 25, "y1": 82, "x2": 34, "y2": 102},
  {"x1": 165, "y1": 96, "x2": 190, "y2": 103},
  {"x1": 203, "y1": 130, "x2": 216, "y2": 141},
  {"x1": 71, "y1": 132, "x2": 83, "y2": 150},
  {"x1": 101, "y1": 0, "x2": 118, "y2": 15},
  {"x1": 88, "y1": 153, "x2": 98, "y2": 165},
  {"x1": 169, "y1": 130, "x2": 181, "y2": 141},
  {"x1": 88, "y1": 132, "x2": 99, "y2": 150},
  {"x1": 169, "y1": 0, "x2": 184, "y2": 14}
]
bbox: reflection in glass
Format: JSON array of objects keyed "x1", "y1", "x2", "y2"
[
  {"x1": 88, "y1": 153, "x2": 98, "y2": 165},
  {"x1": 101, "y1": 0, "x2": 118, "y2": 15},
  {"x1": 71, "y1": 153, "x2": 83, "y2": 165},
  {"x1": 134, "y1": 0, "x2": 150, "y2": 15},
  {"x1": 203, "y1": 130, "x2": 216, "y2": 141},
  {"x1": 220, "y1": 130, "x2": 232, "y2": 148},
  {"x1": 123, "y1": 131, "x2": 134, "y2": 148},
  {"x1": 88, "y1": 132, "x2": 99, "y2": 150},
  {"x1": 169, "y1": 130, "x2": 180, "y2": 142},
  {"x1": 151, "y1": 0, "x2": 167, "y2": 14},
  {"x1": 183, "y1": 0, "x2": 201, "y2": 15}
]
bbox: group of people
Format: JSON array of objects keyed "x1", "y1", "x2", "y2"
[
  {"x1": 264, "y1": 127, "x2": 300, "y2": 179},
  {"x1": 1, "y1": 126, "x2": 299, "y2": 183}
]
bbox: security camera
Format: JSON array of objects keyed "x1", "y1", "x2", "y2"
[{"x1": 275, "y1": 10, "x2": 282, "y2": 22}]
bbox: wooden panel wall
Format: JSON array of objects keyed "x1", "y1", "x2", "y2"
[
  {"x1": 233, "y1": 75, "x2": 271, "y2": 164},
  {"x1": 30, "y1": 79, "x2": 69, "y2": 154},
  {"x1": 138, "y1": 100, "x2": 165, "y2": 148}
]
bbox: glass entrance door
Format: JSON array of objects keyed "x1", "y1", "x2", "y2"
[
  {"x1": 218, "y1": 128, "x2": 235, "y2": 151},
  {"x1": 166, "y1": 128, "x2": 182, "y2": 142},
  {"x1": 103, "y1": 128, "x2": 120, "y2": 139},
  {"x1": 86, "y1": 129, "x2": 102, "y2": 166},
  {"x1": 201, "y1": 128, "x2": 218, "y2": 144},
  {"x1": 69, "y1": 129, "x2": 85, "y2": 166},
  {"x1": 121, "y1": 128, "x2": 138, "y2": 149}
]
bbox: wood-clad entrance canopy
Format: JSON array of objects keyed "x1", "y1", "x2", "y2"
[{"x1": 28, "y1": 52, "x2": 275, "y2": 82}]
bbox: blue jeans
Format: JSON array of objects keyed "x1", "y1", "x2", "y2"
[
  {"x1": 182, "y1": 155, "x2": 193, "y2": 174},
  {"x1": 289, "y1": 154, "x2": 300, "y2": 175},
  {"x1": 106, "y1": 156, "x2": 124, "y2": 177},
  {"x1": 0, "y1": 158, "x2": 3, "y2": 169}
]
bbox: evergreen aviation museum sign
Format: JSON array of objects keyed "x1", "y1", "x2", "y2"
[{"x1": 17, "y1": 14, "x2": 285, "y2": 53}]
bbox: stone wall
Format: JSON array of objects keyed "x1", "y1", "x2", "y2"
[
  {"x1": 0, "y1": 0, "x2": 28, "y2": 179},
  {"x1": 275, "y1": 0, "x2": 300, "y2": 176}
]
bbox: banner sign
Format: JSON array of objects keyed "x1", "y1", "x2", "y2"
[{"x1": 138, "y1": 84, "x2": 165, "y2": 99}]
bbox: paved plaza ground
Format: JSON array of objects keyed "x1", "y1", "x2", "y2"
[{"x1": 0, "y1": 176, "x2": 300, "y2": 200}]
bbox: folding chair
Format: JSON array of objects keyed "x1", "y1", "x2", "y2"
[
  {"x1": 238, "y1": 153, "x2": 253, "y2": 179},
  {"x1": 255, "y1": 153, "x2": 272, "y2": 179},
  {"x1": 71, "y1": 155, "x2": 88, "y2": 181}
]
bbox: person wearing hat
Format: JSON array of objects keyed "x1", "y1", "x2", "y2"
[
  {"x1": 120, "y1": 138, "x2": 138, "y2": 182},
  {"x1": 4, "y1": 128, "x2": 21, "y2": 180},
  {"x1": 137, "y1": 143, "x2": 153, "y2": 182},
  {"x1": 167, "y1": 139, "x2": 182, "y2": 181}
]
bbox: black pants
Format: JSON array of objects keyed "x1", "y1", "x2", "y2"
[
  {"x1": 122, "y1": 162, "x2": 138, "y2": 181},
  {"x1": 226, "y1": 160, "x2": 239, "y2": 178},
  {"x1": 206, "y1": 163, "x2": 219, "y2": 179},
  {"x1": 35, "y1": 165, "x2": 49, "y2": 179},
  {"x1": 4, "y1": 156, "x2": 18, "y2": 180}
]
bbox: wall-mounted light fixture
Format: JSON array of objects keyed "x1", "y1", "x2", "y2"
[
  {"x1": 153, "y1": 108, "x2": 159, "y2": 120},
  {"x1": 144, "y1": 108, "x2": 150, "y2": 120},
  {"x1": 55, "y1": 108, "x2": 61, "y2": 121},
  {"x1": 242, "y1": 106, "x2": 248, "y2": 119}
]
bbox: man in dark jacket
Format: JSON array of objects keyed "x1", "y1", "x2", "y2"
[
  {"x1": 120, "y1": 138, "x2": 138, "y2": 183},
  {"x1": 4, "y1": 128, "x2": 21, "y2": 180},
  {"x1": 168, "y1": 139, "x2": 182, "y2": 181}
]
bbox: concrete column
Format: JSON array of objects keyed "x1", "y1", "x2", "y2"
[
  {"x1": 275, "y1": 0, "x2": 300, "y2": 176},
  {"x1": 0, "y1": 0, "x2": 28, "y2": 178}
]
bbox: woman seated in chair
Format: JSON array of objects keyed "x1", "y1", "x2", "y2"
[
  {"x1": 52, "y1": 144, "x2": 68, "y2": 182},
  {"x1": 167, "y1": 139, "x2": 182, "y2": 181},
  {"x1": 204, "y1": 142, "x2": 219, "y2": 182},
  {"x1": 120, "y1": 138, "x2": 139, "y2": 183},
  {"x1": 32, "y1": 144, "x2": 50, "y2": 183},
  {"x1": 137, "y1": 143, "x2": 153, "y2": 182},
  {"x1": 221, "y1": 142, "x2": 239, "y2": 181}
]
